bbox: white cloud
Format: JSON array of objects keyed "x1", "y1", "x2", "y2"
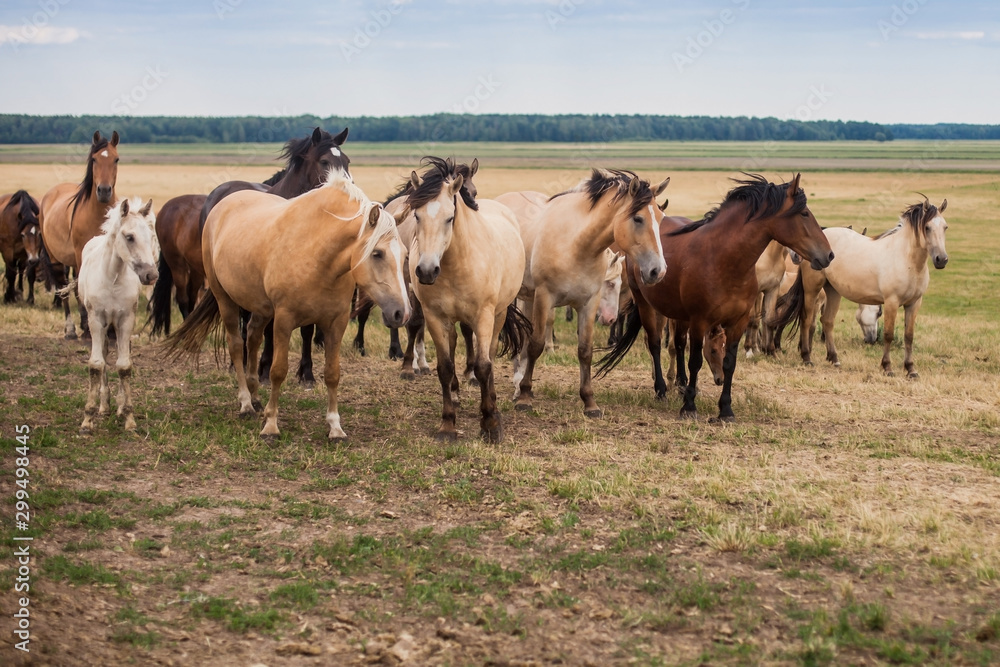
[
  {"x1": 0, "y1": 24, "x2": 82, "y2": 46},
  {"x1": 913, "y1": 30, "x2": 985, "y2": 40}
]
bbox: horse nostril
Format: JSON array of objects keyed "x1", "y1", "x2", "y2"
[{"x1": 828, "y1": 251, "x2": 835, "y2": 262}]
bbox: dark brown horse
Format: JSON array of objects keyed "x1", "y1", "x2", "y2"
[
  {"x1": 0, "y1": 191, "x2": 42, "y2": 304},
  {"x1": 39, "y1": 130, "x2": 120, "y2": 338},
  {"x1": 597, "y1": 174, "x2": 834, "y2": 422}
]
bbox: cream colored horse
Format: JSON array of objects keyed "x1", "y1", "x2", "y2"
[
  {"x1": 502, "y1": 171, "x2": 668, "y2": 417},
  {"x1": 40, "y1": 130, "x2": 120, "y2": 338},
  {"x1": 406, "y1": 157, "x2": 527, "y2": 442},
  {"x1": 69, "y1": 197, "x2": 159, "y2": 433},
  {"x1": 776, "y1": 198, "x2": 948, "y2": 377},
  {"x1": 744, "y1": 240, "x2": 788, "y2": 357},
  {"x1": 168, "y1": 169, "x2": 409, "y2": 439}
]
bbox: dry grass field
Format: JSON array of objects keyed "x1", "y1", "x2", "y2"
[{"x1": 1, "y1": 150, "x2": 999, "y2": 666}]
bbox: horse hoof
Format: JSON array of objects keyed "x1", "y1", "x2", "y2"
[
  {"x1": 434, "y1": 430, "x2": 458, "y2": 442},
  {"x1": 251, "y1": 400, "x2": 263, "y2": 412},
  {"x1": 79, "y1": 426, "x2": 92, "y2": 435},
  {"x1": 514, "y1": 402, "x2": 533, "y2": 412},
  {"x1": 300, "y1": 379, "x2": 315, "y2": 389},
  {"x1": 400, "y1": 371, "x2": 416, "y2": 381},
  {"x1": 584, "y1": 408, "x2": 603, "y2": 419},
  {"x1": 65, "y1": 332, "x2": 78, "y2": 341},
  {"x1": 804, "y1": 361, "x2": 814, "y2": 367},
  {"x1": 908, "y1": 372, "x2": 919, "y2": 379},
  {"x1": 239, "y1": 411, "x2": 256, "y2": 420},
  {"x1": 481, "y1": 426, "x2": 502, "y2": 443},
  {"x1": 884, "y1": 370, "x2": 895, "y2": 377},
  {"x1": 260, "y1": 433, "x2": 279, "y2": 444},
  {"x1": 832, "y1": 361, "x2": 841, "y2": 368},
  {"x1": 709, "y1": 415, "x2": 736, "y2": 424},
  {"x1": 680, "y1": 410, "x2": 698, "y2": 420}
]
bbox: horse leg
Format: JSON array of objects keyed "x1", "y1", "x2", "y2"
[
  {"x1": 217, "y1": 291, "x2": 257, "y2": 417},
  {"x1": 26, "y1": 263, "x2": 36, "y2": 305},
  {"x1": 258, "y1": 318, "x2": 274, "y2": 384},
  {"x1": 666, "y1": 319, "x2": 677, "y2": 384},
  {"x1": 880, "y1": 301, "x2": 900, "y2": 377},
  {"x1": 512, "y1": 298, "x2": 532, "y2": 398},
  {"x1": 260, "y1": 311, "x2": 293, "y2": 438},
  {"x1": 565, "y1": 305, "x2": 574, "y2": 322},
  {"x1": 400, "y1": 299, "x2": 424, "y2": 379},
  {"x1": 3, "y1": 264, "x2": 16, "y2": 303},
  {"x1": 353, "y1": 297, "x2": 371, "y2": 356},
  {"x1": 475, "y1": 309, "x2": 504, "y2": 442},
  {"x1": 576, "y1": 297, "x2": 602, "y2": 418},
  {"x1": 680, "y1": 324, "x2": 705, "y2": 419},
  {"x1": 460, "y1": 322, "x2": 477, "y2": 385},
  {"x1": 77, "y1": 282, "x2": 90, "y2": 340},
  {"x1": 426, "y1": 314, "x2": 459, "y2": 440},
  {"x1": 902, "y1": 297, "x2": 922, "y2": 378},
  {"x1": 244, "y1": 313, "x2": 269, "y2": 412},
  {"x1": 448, "y1": 324, "x2": 460, "y2": 396},
  {"x1": 60, "y1": 276, "x2": 77, "y2": 339},
  {"x1": 515, "y1": 290, "x2": 555, "y2": 412},
  {"x1": 712, "y1": 332, "x2": 742, "y2": 424},
  {"x1": 388, "y1": 327, "x2": 403, "y2": 360},
  {"x1": 762, "y1": 287, "x2": 779, "y2": 356},
  {"x1": 297, "y1": 324, "x2": 316, "y2": 387},
  {"x1": 80, "y1": 315, "x2": 107, "y2": 433},
  {"x1": 415, "y1": 329, "x2": 430, "y2": 374},
  {"x1": 674, "y1": 322, "x2": 689, "y2": 390},
  {"x1": 798, "y1": 270, "x2": 825, "y2": 366},
  {"x1": 634, "y1": 297, "x2": 666, "y2": 399},
  {"x1": 744, "y1": 293, "x2": 762, "y2": 358},
  {"x1": 99, "y1": 333, "x2": 111, "y2": 416},
  {"x1": 322, "y1": 312, "x2": 351, "y2": 440},
  {"x1": 113, "y1": 312, "x2": 137, "y2": 431},
  {"x1": 174, "y1": 267, "x2": 191, "y2": 320},
  {"x1": 820, "y1": 286, "x2": 842, "y2": 367}
]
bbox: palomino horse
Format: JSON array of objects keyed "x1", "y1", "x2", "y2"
[
  {"x1": 507, "y1": 171, "x2": 669, "y2": 417},
  {"x1": 598, "y1": 174, "x2": 834, "y2": 422},
  {"x1": 69, "y1": 197, "x2": 159, "y2": 432},
  {"x1": 0, "y1": 191, "x2": 42, "y2": 304},
  {"x1": 405, "y1": 157, "x2": 530, "y2": 442},
  {"x1": 195, "y1": 127, "x2": 350, "y2": 385},
  {"x1": 167, "y1": 168, "x2": 409, "y2": 440},
  {"x1": 773, "y1": 198, "x2": 948, "y2": 377},
  {"x1": 856, "y1": 303, "x2": 882, "y2": 344},
  {"x1": 39, "y1": 130, "x2": 120, "y2": 338},
  {"x1": 743, "y1": 240, "x2": 788, "y2": 357}
]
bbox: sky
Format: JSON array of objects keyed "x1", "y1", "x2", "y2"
[{"x1": 0, "y1": 0, "x2": 997, "y2": 124}]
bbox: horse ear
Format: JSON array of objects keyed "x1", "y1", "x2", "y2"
[
  {"x1": 448, "y1": 174, "x2": 465, "y2": 196},
  {"x1": 659, "y1": 197, "x2": 669, "y2": 211},
  {"x1": 653, "y1": 177, "x2": 670, "y2": 197},
  {"x1": 410, "y1": 171, "x2": 420, "y2": 190},
  {"x1": 120, "y1": 198, "x2": 130, "y2": 216},
  {"x1": 311, "y1": 127, "x2": 322, "y2": 145},
  {"x1": 139, "y1": 199, "x2": 153, "y2": 217},
  {"x1": 92, "y1": 130, "x2": 102, "y2": 145},
  {"x1": 333, "y1": 127, "x2": 349, "y2": 146},
  {"x1": 787, "y1": 173, "x2": 801, "y2": 199},
  {"x1": 110, "y1": 131, "x2": 120, "y2": 147},
  {"x1": 861, "y1": 227, "x2": 868, "y2": 236},
  {"x1": 391, "y1": 206, "x2": 410, "y2": 225},
  {"x1": 627, "y1": 178, "x2": 640, "y2": 197},
  {"x1": 469, "y1": 158, "x2": 479, "y2": 178},
  {"x1": 367, "y1": 204, "x2": 381, "y2": 228},
  {"x1": 939, "y1": 198, "x2": 947, "y2": 213}
]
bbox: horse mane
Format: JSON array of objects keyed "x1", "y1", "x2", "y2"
[
  {"x1": 405, "y1": 156, "x2": 479, "y2": 212},
  {"x1": 900, "y1": 199, "x2": 938, "y2": 239},
  {"x1": 872, "y1": 223, "x2": 902, "y2": 240},
  {"x1": 322, "y1": 169, "x2": 396, "y2": 261},
  {"x1": 70, "y1": 136, "x2": 110, "y2": 217},
  {"x1": 4, "y1": 191, "x2": 39, "y2": 230},
  {"x1": 668, "y1": 174, "x2": 807, "y2": 237},
  {"x1": 262, "y1": 169, "x2": 287, "y2": 186},
  {"x1": 549, "y1": 168, "x2": 654, "y2": 218}
]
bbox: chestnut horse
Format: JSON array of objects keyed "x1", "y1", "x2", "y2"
[
  {"x1": 511, "y1": 170, "x2": 669, "y2": 418},
  {"x1": 0, "y1": 191, "x2": 42, "y2": 304},
  {"x1": 167, "y1": 168, "x2": 409, "y2": 439},
  {"x1": 773, "y1": 198, "x2": 948, "y2": 377},
  {"x1": 598, "y1": 174, "x2": 834, "y2": 422},
  {"x1": 39, "y1": 130, "x2": 120, "y2": 338},
  {"x1": 405, "y1": 157, "x2": 530, "y2": 442},
  {"x1": 148, "y1": 194, "x2": 207, "y2": 334}
]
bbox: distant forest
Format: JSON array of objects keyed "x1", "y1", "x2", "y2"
[{"x1": 0, "y1": 113, "x2": 996, "y2": 144}]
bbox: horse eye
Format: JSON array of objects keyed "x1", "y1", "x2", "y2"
[
  {"x1": 114, "y1": 158, "x2": 120, "y2": 163},
  {"x1": 372, "y1": 249, "x2": 384, "y2": 260},
  {"x1": 124, "y1": 234, "x2": 135, "y2": 243},
  {"x1": 632, "y1": 215, "x2": 643, "y2": 225},
  {"x1": 446, "y1": 217, "x2": 454, "y2": 225}
]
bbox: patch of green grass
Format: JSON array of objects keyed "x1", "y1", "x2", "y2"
[
  {"x1": 42, "y1": 555, "x2": 127, "y2": 593},
  {"x1": 784, "y1": 535, "x2": 839, "y2": 561},
  {"x1": 110, "y1": 628, "x2": 159, "y2": 648},
  {"x1": 133, "y1": 538, "x2": 165, "y2": 558},
  {"x1": 270, "y1": 582, "x2": 320, "y2": 609},
  {"x1": 188, "y1": 595, "x2": 284, "y2": 633}
]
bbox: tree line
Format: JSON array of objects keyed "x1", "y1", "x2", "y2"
[{"x1": 0, "y1": 113, "x2": 994, "y2": 144}]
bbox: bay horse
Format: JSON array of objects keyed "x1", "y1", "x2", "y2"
[
  {"x1": 507, "y1": 171, "x2": 669, "y2": 418},
  {"x1": 166, "y1": 168, "x2": 409, "y2": 440},
  {"x1": 597, "y1": 174, "x2": 834, "y2": 422},
  {"x1": 0, "y1": 191, "x2": 42, "y2": 304},
  {"x1": 66, "y1": 197, "x2": 159, "y2": 432},
  {"x1": 405, "y1": 157, "x2": 530, "y2": 442},
  {"x1": 197, "y1": 127, "x2": 350, "y2": 385},
  {"x1": 39, "y1": 130, "x2": 120, "y2": 338},
  {"x1": 773, "y1": 198, "x2": 948, "y2": 377}
]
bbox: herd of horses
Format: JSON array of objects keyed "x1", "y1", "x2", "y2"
[{"x1": 0, "y1": 128, "x2": 951, "y2": 441}]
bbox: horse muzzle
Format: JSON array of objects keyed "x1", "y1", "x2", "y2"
[
  {"x1": 135, "y1": 265, "x2": 159, "y2": 286},
  {"x1": 862, "y1": 330, "x2": 878, "y2": 345},
  {"x1": 810, "y1": 251, "x2": 834, "y2": 271},
  {"x1": 414, "y1": 260, "x2": 441, "y2": 285},
  {"x1": 97, "y1": 186, "x2": 113, "y2": 203},
  {"x1": 381, "y1": 302, "x2": 410, "y2": 328},
  {"x1": 638, "y1": 254, "x2": 667, "y2": 285},
  {"x1": 933, "y1": 254, "x2": 948, "y2": 269}
]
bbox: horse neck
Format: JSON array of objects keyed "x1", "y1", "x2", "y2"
[
  {"x1": 712, "y1": 207, "x2": 776, "y2": 271},
  {"x1": 576, "y1": 197, "x2": 618, "y2": 259},
  {"x1": 445, "y1": 198, "x2": 478, "y2": 264},
  {"x1": 93, "y1": 233, "x2": 127, "y2": 282},
  {"x1": 887, "y1": 220, "x2": 928, "y2": 266},
  {"x1": 268, "y1": 165, "x2": 310, "y2": 199}
]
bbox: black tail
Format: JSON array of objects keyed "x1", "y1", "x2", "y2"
[
  {"x1": 594, "y1": 301, "x2": 642, "y2": 379},
  {"x1": 769, "y1": 268, "x2": 804, "y2": 342},
  {"x1": 163, "y1": 290, "x2": 222, "y2": 361},
  {"x1": 498, "y1": 302, "x2": 533, "y2": 358},
  {"x1": 38, "y1": 246, "x2": 60, "y2": 292},
  {"x1": 148, "y1": 252, "x2": 174, "y2": 337}
]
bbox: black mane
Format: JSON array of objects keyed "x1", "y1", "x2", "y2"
[
  {"x1": 280, "y1": 128, "x2": 349, "y2": 174},
  {"x1": 668, "y1": 173, "x2": 808, "y2": 236},
  {"x1": 901, "y1": 199, "x2": 938, "y2": 239},
  {"x1": 405, "y1": 157, "x2": 479, "y2": 212},
  {"x1": 6, "y1": 191, "x2": 39, "y2": 231},
  {"x1": 69, "y1": 135, "x2": 110, "y2": 217},
  {"x1": 262, "y1": 169, "x2": 287, "y2": 187},
  {"x1": 550, "y1": 169, "x2": 655, "y2": 218}
]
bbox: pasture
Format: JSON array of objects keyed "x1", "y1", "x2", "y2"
[{"x1": 1, "y1": 149, "x2": 999, "y2": 665}]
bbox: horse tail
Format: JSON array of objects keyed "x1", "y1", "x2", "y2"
[
  {"x1": 55, "y1": 278, "x2": 77, "y2": 300},
  {"x1": 769, "y1": 268, "x2": 804, "y2": 342},
  {"x1": 148, "y1": 252, "x2": 174, "y2": 337},
  {"x1": 163, "y1": 290, "x2": 222, "y2": 360},
  {"x1": 594, "y1": 300, "x2": 642, "y2": 379},
  {"x1": 38, "y1": 245, "x2": 60, "y2": 291},
  {"x1": 498, "y1": 301, "x2": 533, "y2": 358}
]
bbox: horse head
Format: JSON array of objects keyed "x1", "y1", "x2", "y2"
[
  {"x1": 705, "y1": 325, "x2": 726, "y2": 386},
  {"x1": 108, "y1": 197, "x2": 158, "y2": 285},
  {"x1": 855, "y1": 303, "x2": 882, "y2": 345},
  {"x1": 768, "y1": 173, "x2": 834, "y2": 271},
  {"x1": 923, "y1": 197, "x2": 949, "y2": 269},
  {"x1": 351, "y1": 203, "x2": 410, "y2": 328},
  {"x1": 597, "y1": 251, "x2": 624, "y2": 326},
  {"x1": 91, "y1": 130, "x2": 120, "y2": 204},
  {"x1": 607, "y1": 171, "x2": 668, "y2": 285},
  {"x1": 15, "y1": 193, "x2": 42, "y2": 266}
]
